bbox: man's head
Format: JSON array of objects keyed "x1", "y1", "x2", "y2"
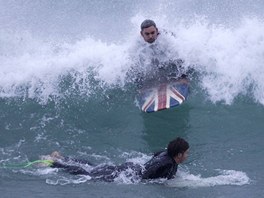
[
  {"x1": 167, "y1": 137, "x2": 189, "y2": 164},
  {"x1": 140, "y1": 19, "x2": 159, "y2": 44}
]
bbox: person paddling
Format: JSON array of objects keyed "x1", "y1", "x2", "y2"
[{"x1": 40, "y1": 137, "x2": 189, "y2": 182}]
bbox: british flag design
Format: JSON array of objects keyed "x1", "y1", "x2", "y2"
[{"x1": 138, "y1": 81, "x2": 189, "y2": 113}]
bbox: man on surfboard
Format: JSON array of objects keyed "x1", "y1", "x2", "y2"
[
  {"x1": 128, "y1": 19, "x2": 187, "y2": 88},
  {"x1": 40, "y1": 137, "x2": 189, "y2": 182},
  {"x1": 127, "y1": 20, "x2": 190, "y2": 112}
]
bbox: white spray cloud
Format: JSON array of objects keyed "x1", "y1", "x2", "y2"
[{"x1": 1, "y1": 16, "x2": 264, "y2": 105}]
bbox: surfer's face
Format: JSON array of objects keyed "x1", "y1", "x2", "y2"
[
  {"x1": 175, "y1": 149, "x2": 189, "y2": 164},
  {"x1": 141, "y1": 26, "x2": 159, "y2": 43}
]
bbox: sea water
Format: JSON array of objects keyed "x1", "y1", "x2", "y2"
[{"x1": 1, "y1": 0, "x2": 264, "y2": 197}]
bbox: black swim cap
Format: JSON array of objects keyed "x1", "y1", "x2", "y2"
[{"x1": 140, "y1": 19, "x2": 157, "y2": 30}]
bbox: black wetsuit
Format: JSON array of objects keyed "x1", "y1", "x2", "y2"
[
  {"x1": 51, "y1": 151, "x2": 178, "y2": 181},
  {"x1": 51, "y1": 158, "x2": 142, "y2": 182},
  {"x1": 141, "y1": 151, "x2": 178, "y2": 180}
]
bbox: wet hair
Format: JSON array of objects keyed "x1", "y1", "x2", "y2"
[
  {"x1": 167, "y1": 137, "x2": 189, "y2": 158},
  {"x1": 140, "y1": 19, "x2": 157, "y2": 30}
]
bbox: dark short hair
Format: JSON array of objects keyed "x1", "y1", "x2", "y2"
[
  {"x1": 167, "y1": 137, "x2": 189, "y2": 158},
  {"x1": 140, "y1": 19, "x2": 157, "y2": 30}
]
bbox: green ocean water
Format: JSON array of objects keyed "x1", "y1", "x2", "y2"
[
  {"x1": 1, "y1": 0, "x2": 264, "y2": 197},
  {"x1": 1, "y1": 82, "x2": 263, "y2": 197}
]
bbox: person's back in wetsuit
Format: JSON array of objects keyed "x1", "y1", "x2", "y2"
[{"x1": 141, "y1": 150, "x2": 178, "y2": 180}]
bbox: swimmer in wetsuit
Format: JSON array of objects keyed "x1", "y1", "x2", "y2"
[
  {"x1": 42, "y1": 137, "x2": 189, "y2": 182},
  {"x1": 127, "y1": 19, "x2": 189, "y2": 89},
  {"x1": 142, "y1": 137, "x2": 189, "y2": 180}
]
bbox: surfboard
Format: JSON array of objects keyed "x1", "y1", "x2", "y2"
[{"x1": 136, "y1": 78, "x2": 189, "y2": 113}]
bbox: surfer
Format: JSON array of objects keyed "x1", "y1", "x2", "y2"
[
  {"x1": 128, "y1": 19, "x2": 187, "y2": 88},
  {"x1": 140, "y1": 19, "x2": 160, "y2": 44},
  {"x1": 40, "y1": 137, "x2": 189, "y2": 182}
]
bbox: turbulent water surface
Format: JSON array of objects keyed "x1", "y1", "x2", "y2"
[{"x1": 1, "y1": 0, "x2": 264, "y2": 197}]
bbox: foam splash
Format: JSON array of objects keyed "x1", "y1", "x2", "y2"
[
  {"x1": 1, "y1": 16, "x2": 264, "y2": 105},
  {"x1": 24, "y1": 151, "x2": 149, "y2": 185},
  {"x1": 46, "y1": 175, "x2": 91, "y2": 185},
  {"x1": 0, "y1": 31, "x2": 130, "y2": 102},
  {"x1": 171, "y1": 17, "x2": 264, "y2": 104},
  {"x1": 17, "y1": 162, "x2": 92, "y2": 185},
  {"x1": 19, "y1": 167, "x2": 58, "y2": 176},
  {"x1": 166, "y1": 169, "x2": 250, "y2": 188}
]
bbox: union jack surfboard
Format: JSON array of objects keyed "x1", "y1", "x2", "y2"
[{"x1": 137, "y1": 79, "x2": 189, "y2": 113}]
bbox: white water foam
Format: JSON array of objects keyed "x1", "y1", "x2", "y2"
[
  {"x1": 46, "y1": 175, "x2": 91, "y2": 185},
  {"x1": 166, "y1": 169, "x2": 250, "y2": 188},
  {"x1": 170, "y1": 17, "x2": 264, "y2": 104},
  {"x1": 1, "y1": 13, "x2": 264, "y2": 105},
  {"x1": 0, "y1": 30, "x2": 130, "y2": 102}
]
